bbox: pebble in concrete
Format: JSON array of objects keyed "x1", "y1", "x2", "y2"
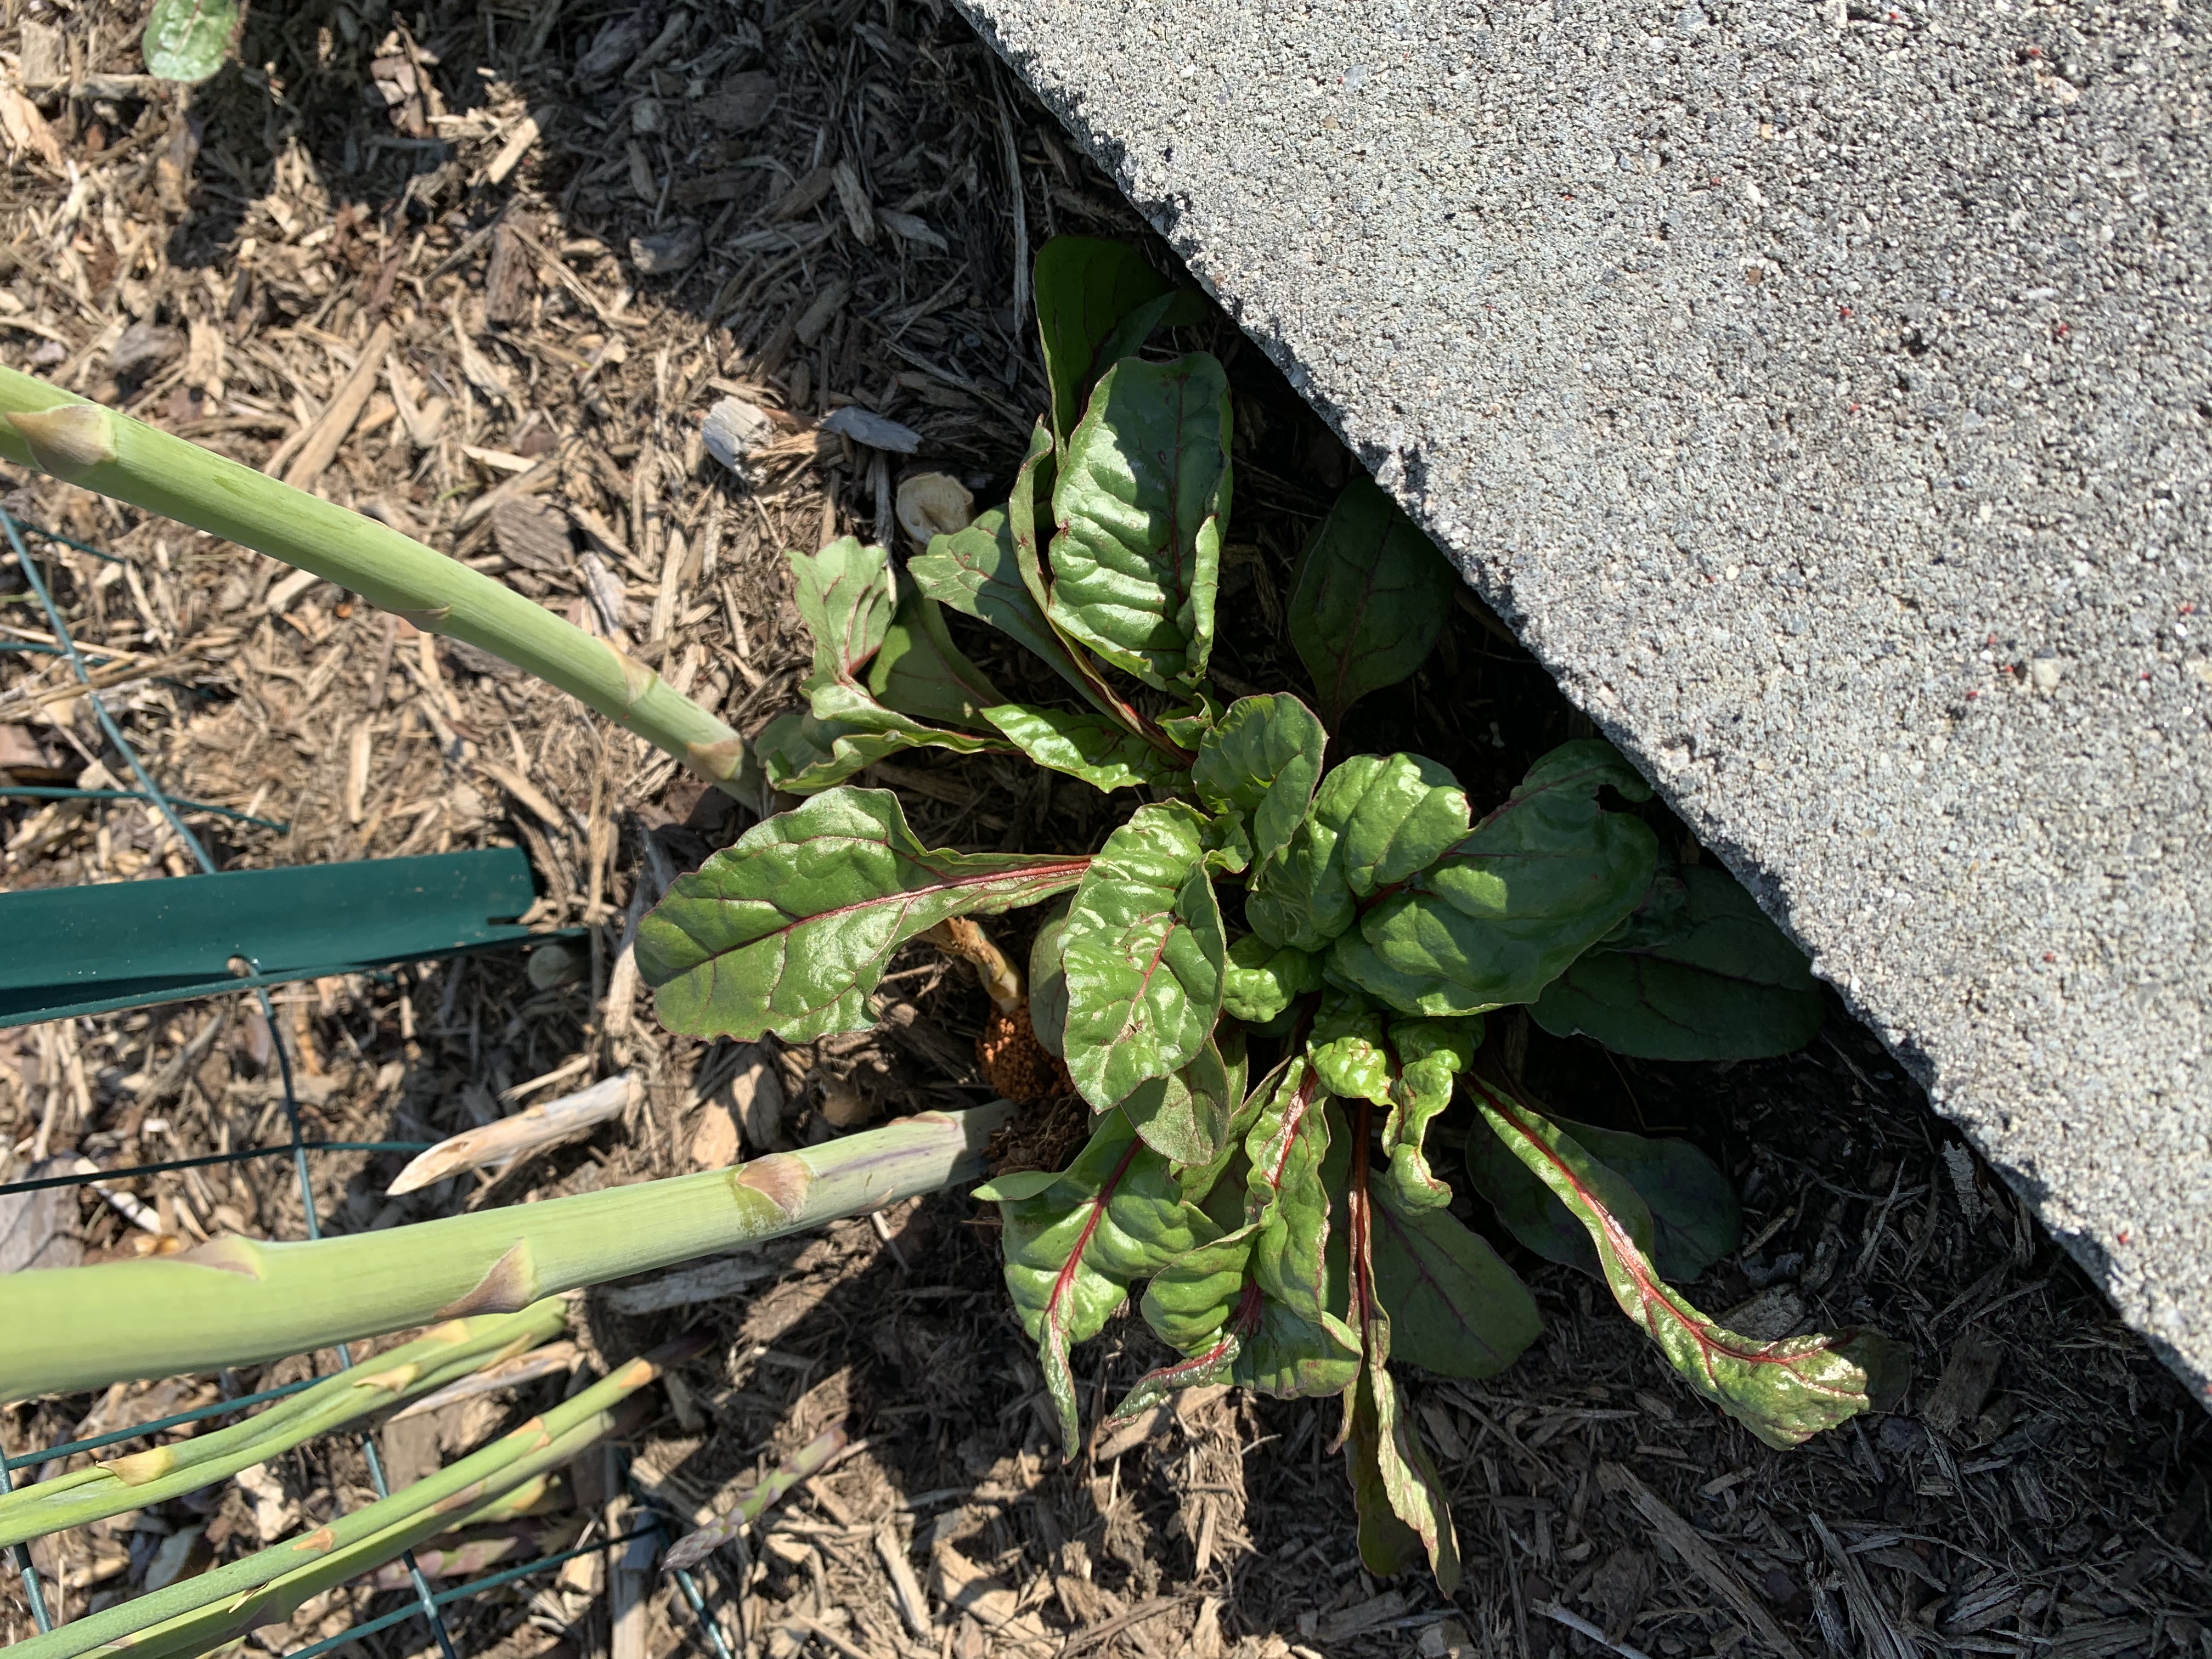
[{"x1": 953, "y1": 0, "x2": 2212, "y2": 1399}]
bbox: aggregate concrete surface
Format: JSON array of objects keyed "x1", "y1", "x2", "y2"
[{"x1": 953, "y1": 0, "x2": 2212, "y2": 1396}]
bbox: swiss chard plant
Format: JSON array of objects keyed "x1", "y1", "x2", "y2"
[{"x1": 635, "y1": 237, "x2": 1900, "y2": 1586}]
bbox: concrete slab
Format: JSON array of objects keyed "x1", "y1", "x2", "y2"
[{"x1": 955, "y1": 0, "x2": 2212, "y2": 1397}]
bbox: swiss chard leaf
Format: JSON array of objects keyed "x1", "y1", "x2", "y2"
[
  {"x1": 975, "y1": 1108, "x2": 1217, "y2": 1454},
  {"x1": 1339, "y1": 1097, "x2": 1463, "y2": 1590},
  {"x1": 1531, "y1": 865, "x2": 1825, "y2": 1059},
  {"x1": 1471, "y1": 1081, "x2": 1899, "y2": 1448},
  {"x1": 1326, "y1": 753, "x2": 1471, "y2": 900},
  {"x1": 1288, "y1": 477, "x2": 1460, "y2": 729},
  {"x1": 1123, "y1": 1062, "x2": 1361, "y2": 1408},
  {"x1": 640, "y1": 788, "x2": 1088, "y2": 1041},
  {"x1": 1308, "y1": 988, "x2": 1391, "y2": 1105},
  {"x1": 1028, "y1": 901, "x2": 1072, "y2": 1059},
  {"x1": 1047, "y1": 354, "x2": 1229, "y2": 693},
  {"x1": 1191, "y1": 694, "x2": 1327, "y2": 865},
  {"x1": 1370, "y1": 1185, "x2": 1542, "y2": 1379},
  {"x1": 753, "y1": 710, "x2": 912, "y2": 794},
  {"x1": 908, "y1": 501, "x2": 1097, "y2": 703},
  {"x1": 1220, "y1": 934, "x2": 1322, "y2": 1025},
  {"x1": 1377, "y1": 1016, "x2": 1480, "y2": 1211},
  {"x1": 1121, "y1": 1031, "x2": 1246, "y2": 1167},
  {"x1": 1032, "y1": 236, "x2": 1204, "y2": 449},
  {"x1": 1059, "y1": 802, "x2": 1227, "y2": 1111},
  {"x1": 1463, "y1": 1103, "x2": 1741, "y2": 1284},
  {"x1": 867, "y1": 589, "x2": 1004, "y2": 731},
  {"x1": 983, "y1": 703, "x2": 1191, "y2": 794},
  {"x1": 145, "y1": 0, "x2": 238, "y2": 82},
  {"x1": 1334, "y1": 741, "x2": 1658, "y2": 1017}
]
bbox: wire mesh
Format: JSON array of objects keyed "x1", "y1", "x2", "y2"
[{"x1": 0, "y1": 512, "x2": 730, "y2": 1657}]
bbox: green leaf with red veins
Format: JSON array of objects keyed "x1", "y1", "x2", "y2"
[
  {"x1": 639, "y1": 788, "x2": 1089, "y2": 1042},
  {"x1": 1531, "y1": 865, "x2": 1826, "y2": 1060},
  {"x1": 1047, "y1": 353, "x2": 1229, "y2": 693},
  {"x1": 1462, "y1": 1102, "x2": 1740, "y2": 1283},
  {"x1": 867, "y1": 588, "x2": 1005, "y2": 731},
  {"x1": 1028, "y1": 901, "x2": 1072, "y2": 1059},
  {"x1": 1288, "y1": 476, "x2": 1461, "y2": 729},
  {"x1": 1307, "y1": 988, "x2": 1391, "y2": 1106},
  {"x1": 981, "y1": 703, "x2": 1192, "y2": 794},
  {"x1": 1121, "y1": 1031, "x2": 1245, "y2": 1168},
  {"x1": 908, "y1": 490, "x2": 1101, "y2": 709},
  {"x1": 1221, "y1": 934, "x2": 1322, "y2": 1025},
  {"x1": 1332, "y1": 741, "x2": 1660, "y2": 1017},
  {"x1": 754, "y1": 710, "x2": 919, "y2": 794},
  {"x1": 1191, "y1": 694, "x2": 1327, "y2": 865},
  {"x1": 1370, "y1": 1177, "x2": 1541, "y2": 1378},
  {"x1": 1119, "y1": 1061, "x2": 1362, "y2": 1412},
  {"x1": 973, "y1": 1108, "x2": 1218, "y2": 1455},
  {"x1": 1339, "y1": 1094, "x2": 1465, "y2": 1588},
  {"x1": 789, "y1": 537, "x2": 895, "y2": 696},
  {"x1": 1244, "y1": 794, "x2": 1355, "y2": 954},
  {"x1": 1059, "y1": 802, "x2": 1227, "y2": 1112},
  {"x1": 1471, "y1": 1079, "x2": 1900, "y2": 1447},
  {"x1": 1324, "y1": 753, "x2": 1470, "y2": 899}
]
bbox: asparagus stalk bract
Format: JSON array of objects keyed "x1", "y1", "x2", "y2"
[
  {"x1": 0, "y1": 365, "x2": 766, "y2": 809},
  {"x1": 0, "y1": 1301, "x2": 566, "y2": 1548},
  {"x1": 0, "y1": 1103, "x2": 1011, "y2": 1401},
  {"x1": 11, "y1": 1341, "x2": 691, "y2": 1659}
]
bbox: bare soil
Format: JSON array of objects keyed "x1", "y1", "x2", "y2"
[{"x1": 0, "y1": 3, "x2": 2206, "y2": 1658}]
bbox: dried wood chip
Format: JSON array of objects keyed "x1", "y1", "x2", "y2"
[
  {"x1": 491, "y1": 498, "x2": 574, "y2": 573},
  {"x1": 819, "y1": 405, "x2": 921, "y2": 455},
  {"x1": 1921, "y1": 1333, "x2": 2004, "y2": 1440},
  {"x1": 1598, "y1": 1463, "x2": 1807, "y2": 1659},
  {"x1": 698, "y1": 72, "x2": 779, "y2": 132},
  {"x1": 765, "y1": 165, "x2": 837, "y2": 223}
]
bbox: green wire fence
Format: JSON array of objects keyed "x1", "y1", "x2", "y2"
[{"x1": 0, "y1": 511, "x2": 738, "y2": 1659}]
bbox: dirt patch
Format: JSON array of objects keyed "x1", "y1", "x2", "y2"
[{"x1": 0, "y1": 2, "x2": 2206, "y2": 1657}]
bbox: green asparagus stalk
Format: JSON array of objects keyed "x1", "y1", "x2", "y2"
[
  {"x1": 0, "y1": 1301, "x2": 567, "y2": 1548},
  {"x1": 0, "y1": 366, "x2": 765, "y2": 809},
  {"x1": 13, "y1": 1342, "x2": 690, "y2": 1659},
  {"x1": 0, "y1": 1102, "x2": 1012, "y2": 1401},
  {"x1": 662, "y1": 1423, "x2": 847, "y2": 1571}
]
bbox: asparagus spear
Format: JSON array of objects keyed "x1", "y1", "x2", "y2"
[
  {"x1": 0, "y1": 1301, "x2": 566, "y2": 1548},
  {"x1": 0, "y1": 367, "x2": 765, "y2": 809},
  {"x1": 0, "y1": 1102, "x2": 1011, "y2": 1401}
]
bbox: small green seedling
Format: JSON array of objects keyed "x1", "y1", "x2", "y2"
[
  {"x1": 638, "y1": 237, "x2": 1899, "y2": 1587},
  {"x1": 142, "y1": 0, "x2": 241, "y2": 84}
]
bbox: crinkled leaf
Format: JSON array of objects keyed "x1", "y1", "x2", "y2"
[
  {"x1": 1060, "y1": 802, "x2": 1227, "y2": 1110},
  {"x1": 1221, "y1": 934, "x2": 1322, "y2": 1024},
  {"x1": 1344, "y1": 1364, "x2": 1435, "y2": 1582},
  {"x1": 1047, "y1": 354, "x2": 1229, "y2": 692},
  {"x1": 1192, "y1": 695, "x2": 1327, "y2": 865},
  {"x1": 1200, "y1": 810, "x2": 1253, "y2": 875},
  {"x1": 754, "y1": 710, "x2": 912, "y2": 794},
  {"x1": 1122, "y1": 1032, "x2": 1245, "y2": 1167},
  {"x1": 1244, "y1": 788, "x2": 1356, "y2": 953},
  {"x1": 789, "y1": 537, "x2": 895, "y2": 692},
  {"x1": 975, "y1": 1108, "x2": 1217, "y2": 1454},
  {"x1": 640, "y1": 788, "x2": 1088, "y2": 1041},
  {"x1": 1159, "y1": 695, "x2": 1223, "y2": 751},
  {"x1": 1240, "y1": 1060, "x2": 1335, "y2": 1325},
  {"x1": 1471, "y1": 1081, "x2": 1898, "y2": 1448},
  {"x1": 1029, "y1": 901, "x2": 1071, "y2": 1059},
  {"x1": 1288, "y1": 476, "x2": 1460, "y2": 728},
  {"x1": 867, "y1": 589, "x2": 1004, "y2": 731},
  {"x1": 1335, "y1": 741, "x2": 1659, "y2": 1017},
  {"x1": 1464, "y1": 1105, "x2": 1740, "y2": 1283},
  {"x1": 982, "y1": 703, "x2": 1190, "y2": 793},
  {"x1": 1378, "y1": 1016, "x2": 1480, "y2": 1211},
  {"x1": 1032, "y1": 236, "x2": 1206, "y2": 449},
  {"x1": 1308, "y1": 988, "x2": 1390, "y2": 1106},
  {"x1": 1324, "y1": 753, "x2": 1471, "y2": 900},
  {"x1": 1532, "y1": 865, "x2": 1826, "y2": 1060},
  {"x1": 144, "y1": 0, "x2": 238, "y2": 82}
]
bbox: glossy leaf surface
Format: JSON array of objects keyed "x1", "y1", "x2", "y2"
[
  {"x1": 1531, "y1": 866, "x2": 1825, "y2": 1059},
  {"x1": 1288, "y1": 477, "x2": 1459, "y2": 727},
  {"x1": 145, "y1": 0, "x2": 238, "y2": 81},
  {"x1": 1464, "y1": 1104, "x2": 1741, "y2": 1283},
  {"x1": 1059, "y1": 803, "x2": 1227, "y2": 1111},
  {"x1": 640, "y1": 788, "x2": 1088, "y2": 1041},
  {"x1": 1471, "y1": 1081, "x2": 1898, "y2": 1448},
  {"x1": 1028, "y1": 901, "x2": 1071, "y2": 1059},
  {"x1": 1192, "y1": 695, "x2": 1327, "y2": 865},
  {"x1": 908, "y1": 503, "x2": 1095, "y2": 702},
  {"x1": 1121, "y1": 1034, "x2": 1245, "y2": 1167},
  {"x1": 1325, "y1": 753, "x2": 1471, "y2": 900},
  {"x1": 976, "y1": 1109, "x2": 1217, "y2": 1453},
  {"x1": 983, "y1": 703, "x2": 1190, "y2": 793},
  {"x1": 1336, "y1": 741, "x2": 1658, "y2": 1017},
  {"x1": 1047, "y1": 354, "x2": 1229, "y2": 692},
  {"x1": 1370, "y1": 1184, "x2": 1542, "y2": 1378}
]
